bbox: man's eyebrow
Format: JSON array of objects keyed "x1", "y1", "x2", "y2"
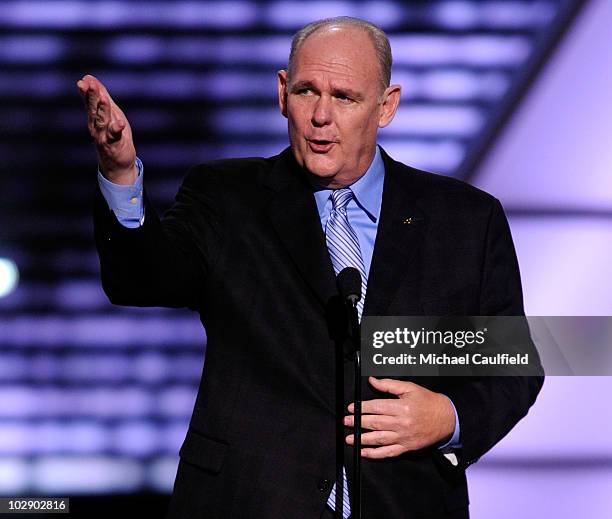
[
  {"x1": 289, "y1": 80, "x2": 315, "y2": 92},
  {"x1": 289, "y1": 81, "x2": 363, "y2": 99},
  {"x1": 331, "y1": 86, "x2": 363, "y2": 99}
]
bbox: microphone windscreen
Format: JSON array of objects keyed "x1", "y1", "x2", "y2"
[{"x1": 337, "y1": 267, "x2": 362, "y2": 302}]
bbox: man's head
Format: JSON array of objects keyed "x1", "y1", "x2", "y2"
[{"x1": 278, "y1": 17, "x2": 401, "y2": 188}]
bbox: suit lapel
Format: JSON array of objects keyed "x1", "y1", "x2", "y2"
[
  {"x1": 363, "y1": 148, "x2": 426, "y2": 316},
  {"x1": 263, "y1": 146, "x2": 427, "y2": 316},
  {"x1": 263, "y1": 148, "x2": 338, "y2": 309}
]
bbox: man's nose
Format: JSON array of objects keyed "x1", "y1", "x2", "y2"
[{"x1": 311, "y1": 94, "x2": 332, "y2": 126}]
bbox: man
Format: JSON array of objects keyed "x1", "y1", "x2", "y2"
[{"x1": 78, "y1": 17, "x2": 543, "y2": 519}]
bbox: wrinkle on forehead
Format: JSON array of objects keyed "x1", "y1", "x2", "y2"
[
  {"x1": 289, "y1": 29, "x2": 379, "y2": 88},
  {"x1": 293, "y1": 60, "x2": 357, "y2": 83},
  {"x1": 301, "y1": 55, "x2": 355, "y2": 72}
]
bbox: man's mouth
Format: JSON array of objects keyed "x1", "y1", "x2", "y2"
[{"x1": 307, "y1": 139, "x2": 336, "y2": 153}]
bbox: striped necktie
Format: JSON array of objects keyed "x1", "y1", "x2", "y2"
[{"x1": 325, "y1": 188, "x2": 367, "y2": 519}]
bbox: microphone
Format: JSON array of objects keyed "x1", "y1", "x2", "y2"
[
  {"x1": 337, "y1": 267, "x2": 362, "y2": 307},
  {"x1": 336, "y1": 266, "x2": 363, "y2": 519}
]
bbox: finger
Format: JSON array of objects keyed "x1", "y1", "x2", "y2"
[
  {"x1": 344, "y1": 413, "x2": 395, "y2": 430},
  {"x1": 361, "y1": 444, "x2": 406, "y2": 459},
  {"x1": 94, "y1": 93, "x2": 113, "y2": 130},
  {"x1": 77, "y1": 75, "x2": 98, "y2": 98},
  {"x1": 84, "y1": 90, "x2": 102, "y2": 133},
  {"x1": 346, "y1": 430, "x2": 399, "y2": 446},
  {"x1": 107, "y1": 118, "x2": 126, "y2": 142},
  {"x1": 348, "y1": 399, "x2": 401, "y2": 415},
  {"x1": 89, "y1": 76, "x2": 117, "y2": 112},
  {"x1": 80, "y1": 75, "x2": 110, "y2": 119},
  {"x1": 368, "y1": 376, "x2": 419, "y2": 396},
  {"x1": 76, "y1": 80, "x2": 98, "y2": 118},
  {"x1": 88, "y1": 93, "x2": 112, "y2": 136},
  {"x1": 76, "y1": 79, "x2": 88, "y2": 98},
  {"x1": 81, "y1": 74, "x2": 105, "y2": 94},
  {"x1": 92, "y1": 80, "x2": 123, "y2": 133}
]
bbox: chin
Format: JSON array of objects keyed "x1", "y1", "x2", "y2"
[{"x1": 302, "y1": 154, "x2": 340, "y2": 179}]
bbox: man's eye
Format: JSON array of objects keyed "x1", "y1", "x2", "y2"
[
  {"x1": 336, "y1": 94, "x2": 353, "y2": 103},
  {"x1": 298, "y1": 88, "x2": 312, "y2": 95}
]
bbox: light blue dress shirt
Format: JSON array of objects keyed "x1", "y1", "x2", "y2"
[
  {"x1": 97, "y1": 147, "x2": 461, "y2": 450},
  {"x1": 97, "y1": 157, "x2": 145, "y2": 228},
  {"x1": 312, "y1": 146, "x2": 461, "y2": 451}
]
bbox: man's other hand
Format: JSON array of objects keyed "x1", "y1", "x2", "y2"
[
  {"x1": 344, "y1": 377, "x2": 456, "y2": 459},
  {"x1": 77, "y1": 74, "x2": 138, "y2": 184}
]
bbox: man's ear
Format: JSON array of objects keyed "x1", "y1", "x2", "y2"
[
  {"x1": 378, "y1": 84, "x2": 401, "y2": 128},
  {"x1": 277, "y1": 70, "x2": 289, "y2": 118}
]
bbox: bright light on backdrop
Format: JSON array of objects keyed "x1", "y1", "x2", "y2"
[{"x1": 0, "y1": 258, "x2": 19, "y2": 298}]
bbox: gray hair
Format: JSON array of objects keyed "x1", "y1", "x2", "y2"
[{"x1": 287, "y1": 16, "x2": 392, "y2": 95}]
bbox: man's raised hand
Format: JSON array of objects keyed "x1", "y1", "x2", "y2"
[{"x1": 77, "y1": 74, "x2": 137, "y2": 185}]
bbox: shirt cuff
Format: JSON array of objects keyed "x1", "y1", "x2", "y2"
[
  {"x1": 97, "y1": 157, "x2": 145, "y2": 228},
  {"x1": 437, "y1": 396, "x2": 461, "y2": 450}
]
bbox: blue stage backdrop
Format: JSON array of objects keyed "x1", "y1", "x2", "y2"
[{"x1": 1, "y1": 1, "x2": 610, "y2": 517}]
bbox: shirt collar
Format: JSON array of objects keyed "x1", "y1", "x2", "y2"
[{"x1": 313, "y1": 145, "x2": 384, "y2": 223}]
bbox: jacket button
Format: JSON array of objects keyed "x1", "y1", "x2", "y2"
[{"x1": 317, "y1": 479, "x2": 330, "y2": 493}]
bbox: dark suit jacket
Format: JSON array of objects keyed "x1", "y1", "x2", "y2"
[{"x1": 93, "y1": 146, "x2": 543, "y2": 519}]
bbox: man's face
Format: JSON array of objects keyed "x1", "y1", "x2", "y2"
[{"x1": 278, "y1": 26, "x2": 400, "y2": 188}]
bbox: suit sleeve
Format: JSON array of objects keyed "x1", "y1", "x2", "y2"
[
  {"x1": 440, "y1": 198, "x2": 544, "y2": 470},
  {"x1": 93, "y1": 165, "x2": 224, "y2": 310}
]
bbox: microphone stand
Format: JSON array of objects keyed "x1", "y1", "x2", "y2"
[{"x1": 346, "y1": 296, "x2": 362, "y2": 519}]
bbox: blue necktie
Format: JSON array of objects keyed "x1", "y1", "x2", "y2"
[{"x1": 325, "y1": 188, "x2": 367, "y2": 519}]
